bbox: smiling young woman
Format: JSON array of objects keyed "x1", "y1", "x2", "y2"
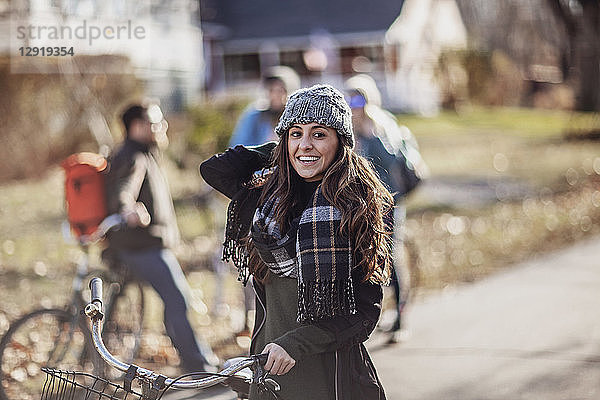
[{"x1": 200, "y1": 84, "x2": 393, "y2": 400}]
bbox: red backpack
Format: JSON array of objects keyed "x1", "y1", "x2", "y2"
[{"x1": 61, "y1": 152, "x2": 108, "y2": 238}]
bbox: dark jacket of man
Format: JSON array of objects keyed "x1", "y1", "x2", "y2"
[{"x1": 105, "y1": 138, "x2": 179, "y2": 250}]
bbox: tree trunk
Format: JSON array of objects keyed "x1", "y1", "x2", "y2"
[
  {"x1": 547, "y1": 0, "x2": 600, "y2": 111},
  {"x1": 577, "y1": 1, "x2": 600, "y2": 111}
]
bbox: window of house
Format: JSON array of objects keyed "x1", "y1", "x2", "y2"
[
  {"x1": 224, "y1": 53, "x2": 260, "y2": 83},
  {"x1": 279, "y1": 50, "x2": 309, "y2": 76},
  {"x1": 340, "y1": 45, "x2": 384, "y2": 76}
]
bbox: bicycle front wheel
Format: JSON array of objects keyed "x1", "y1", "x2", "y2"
[{"x1": 0, "y1": 308, "x2": 90, "y2": 400}]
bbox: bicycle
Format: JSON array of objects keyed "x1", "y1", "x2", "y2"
[
  {"x1": 0, "y1": 215, "x2": 145, "y2": 400},
  {"x1": 38, "y1": 277, "x2": 282, "y2": 400}
]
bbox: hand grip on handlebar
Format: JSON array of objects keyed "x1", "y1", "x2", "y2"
[
  {"x1": 90, "y1": 277, "x2": 103, "y2": 305},
  {"x1": 84, "y1": 277, "x2": 105, "y2": 321}
]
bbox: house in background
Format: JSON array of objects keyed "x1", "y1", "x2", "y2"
[
  {"x1": 201, "y1": 0, "x2": 468, "y2": 114},
  {"x1": 2, "y1": 0, "x2": 468, "y2": 113},
  {"x1": 385, "y1": 0, "x2": 468, "y2": 114},
  {"x1": 200, "y1": 0, "x2": 403, "y2": 97}
]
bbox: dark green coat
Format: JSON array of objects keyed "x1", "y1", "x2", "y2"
[{"x1": 249, "y1": 269, "x2": 386, "y2": 400}]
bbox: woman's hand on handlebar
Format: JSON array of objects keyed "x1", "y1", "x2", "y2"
[{"x1": 262, "y1": 343, "x2": 296, "y2": 375}]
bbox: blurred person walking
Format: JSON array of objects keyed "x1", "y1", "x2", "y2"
[
  {"x1": 345, "y1": 74, "x2": 428, "y2": 343},
  {"x1": 201, "y1": 84, "x2": 391, "y2": 399},
  {"x1": 105, "y1": 102, "x2": 218, "y2": 372}
]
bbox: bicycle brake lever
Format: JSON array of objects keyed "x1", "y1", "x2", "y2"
[
  {"x1": 263, "y1": 378, "x2": 280, "y2": 392},
  {"x1": 257, "y1": 377, "x2": 281, "y2": 399},
  {"x1": 250, "y1": 353, "x2": 281, "y2": 396}
]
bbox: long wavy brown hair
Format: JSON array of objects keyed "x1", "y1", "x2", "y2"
[{"x1": 247, "y1": 130, "x2": 394, "y2": 284}]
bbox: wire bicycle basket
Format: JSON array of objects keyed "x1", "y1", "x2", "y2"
[{"x1": 41, "y1": 368, "x2": 143, "y2": 400}]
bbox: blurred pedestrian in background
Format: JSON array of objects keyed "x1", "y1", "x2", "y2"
[
  {"x1": 229, "y1": 65, "x2": 301, "y2": 147},
  {"x1": 345, "y1": 74, "x2": 428, "y2": 343},
  {"x1": 105, "y1": 102, "x2": 218, "y2": 372}
]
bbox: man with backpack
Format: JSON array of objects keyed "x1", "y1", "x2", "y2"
[{"x1": 105, "y1": 102, "x2": 218, "y2": 372}]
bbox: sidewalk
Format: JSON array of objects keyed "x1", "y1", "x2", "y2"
[{"x1": 369, "y1": 235, "x2": 600, "y2": 399}]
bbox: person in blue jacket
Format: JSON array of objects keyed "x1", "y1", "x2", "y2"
[{"x1": 229, "y1": 66, "x2": 300, "y2": 147}]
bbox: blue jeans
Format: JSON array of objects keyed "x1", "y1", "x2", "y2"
[{"x1": 117, "y1": 247, "x2": 213, "y2": 371}]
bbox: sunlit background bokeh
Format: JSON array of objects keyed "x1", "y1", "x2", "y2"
[{"x1": 1, "y1": 0, "x2": 600, "y2": 383}]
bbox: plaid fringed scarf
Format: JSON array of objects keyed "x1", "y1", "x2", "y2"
[
  {"x1": 251, "y1": 195, "x2": 299, "y2": 278},
  {"x1": 251, "y1": 186, "x2": 356, "y2": 323},
  {"x1": 222, "y1": 186, "x2": 261, "y2": 285}
]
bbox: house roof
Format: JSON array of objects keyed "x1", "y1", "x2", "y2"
[{"x1": 201, "y1": 0, "x2": 404, "y2": 48}]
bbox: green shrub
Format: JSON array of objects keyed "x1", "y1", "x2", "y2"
[{"x1": 186, "y1": 97, "x2": 250, "y2": 158}]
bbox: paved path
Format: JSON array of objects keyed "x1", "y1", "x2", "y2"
[
  {"x1": 368, "y1": 235, "x2": 600, "y2": 400},
  {"x1": 417, "y1": 177, "x2": 534, "y2": 207}
]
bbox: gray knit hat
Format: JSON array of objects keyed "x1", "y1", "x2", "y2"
[{"x1": 274, "y1": 84, "x2": 354, "y2": 148}]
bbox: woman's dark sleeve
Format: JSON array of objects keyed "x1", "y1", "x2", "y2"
[
  {"x1": 273, "y1": 279, "x2": 382, "y2": 360},
  {"x1": 317, "y1": 279, "x2": 383, "y2": 345},
  {"x1": 199, "y1": 142, "x2": 277, "y2": 199}
]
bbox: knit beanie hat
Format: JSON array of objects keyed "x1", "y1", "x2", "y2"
[{"x1": 274, "y1": 84, "x2": 354, "y2": 148}]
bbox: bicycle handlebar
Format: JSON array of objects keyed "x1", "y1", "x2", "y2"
[
  {"x1": 78, "y1": 204, "x2": 151, "y2": 246},
  {"x1": 89, "y1": 277, "x2": 103, "y2": 309},
  {"x1": 84, "y1": 277, "x2": 274, "y2": 392},
  {"x1": 77, "y1": 214, "x2": 124, "y2": 245}
]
